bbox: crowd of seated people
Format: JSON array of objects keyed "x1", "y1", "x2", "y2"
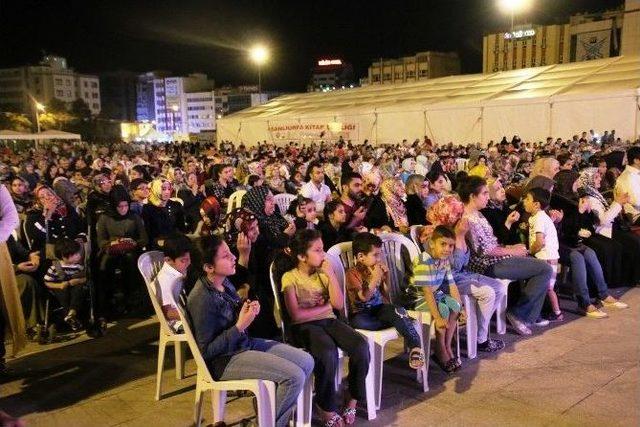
[{"x1": 0, "y1": 130, "x2": 636, "y2": 426}]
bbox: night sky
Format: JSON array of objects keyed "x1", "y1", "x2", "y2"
[{"x1": 0, "y1": 0, "x2": 624, "y2": 91}]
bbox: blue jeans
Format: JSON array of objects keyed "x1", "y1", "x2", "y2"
[
  {"x1": 486, "y1": 256, "x2": 552, "y2": 323},
  {"x1": 568, "y1": 247, "x2": 610, "y2": 309},
  {"x1": 219, "y1": 339, "x2": 314, "y2": 427},
  {"x1": 350, "y1": 304, "x2": 421, "y2": 349}
]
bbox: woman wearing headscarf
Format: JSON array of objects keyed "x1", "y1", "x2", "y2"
[
  {"x1": 199, "y1": 196, "x2": 222, "y2": 236},
  {"x1": 241, "y1": 186, "x2": 295, "y2": 249},
  {"x1": 96, "y1": 186, "x2": 148, "y2": 317},
  {"x1": 52, "y1": 176, "x2": 80, "y2": 213},
  {"x1": 579, "y1": 167, "x2": 640, "y2": 286},
  {"x1": 379, "y1": 178, "x2": 409, "y2": 233},
  {"x1": 399, "y1": 158, "x2": 416, "y2": 184},
  {"x1": 404, "y1": 174, "x2": 429, "y2": 226},
  {"x1": 552, "y1": 170, "x2": 624, "y2": 287},
  {"x1": 142, "y1": 178, "x2": 187, "y2": 249},
  {"x1": 361, "y1": 171, "x2": 391, "y2": 232},
  {"x1": 23, "y1": 185, "x2": 86, "y2": 255},
  {"x1": 8, "y1": 176, "x2": 32, "y2": 215}
]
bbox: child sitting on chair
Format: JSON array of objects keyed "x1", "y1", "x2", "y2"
[
  {"x1": 411, "y1": 225, "x2": 465, "y2": 373},
  {"x1": 44, "y1": 239, "x2": 86, "y2": 331},
  {"x1": 345, "y1": 232, "x2": 424, "y2": 369}
]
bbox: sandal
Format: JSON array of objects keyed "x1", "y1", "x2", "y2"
[
  {"x1": 342, "y1": 407, "x2": 357, "y2": 425},
  {"x1": 409, "y1": 348, "x2": 425, "y2": 369},
  {"x1": 434, "y1": 357, "x2": 456, "y2": 374},
  {"x1": 324, "y1": 412, "x2": 344, "y2": 427}
]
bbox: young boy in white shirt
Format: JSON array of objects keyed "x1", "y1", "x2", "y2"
[
  {"x1": 155, "y1": 234, "x2": 192, "y2": 332},
  {"x1": 523, "y1": 188, "x2": 563, "y2": 322}
]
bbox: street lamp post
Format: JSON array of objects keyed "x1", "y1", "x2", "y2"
[
  {"x1": 249, "y1": 45, "x2": 269, "y2": 96},
  {"x1": 35, "y1": 102, "x2": 45, "y2": 133},
  {"x1": 498, "y1": 0, "x2": 532, "y2": 32}
]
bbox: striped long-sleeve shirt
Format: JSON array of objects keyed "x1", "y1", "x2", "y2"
[{"x1": 409, "y1": 251, "x2": 455, "y2": 307}]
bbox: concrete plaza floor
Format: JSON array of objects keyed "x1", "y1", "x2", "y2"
[{"x1": 1, "y1": 287, "x2": 638, "y2": 427}]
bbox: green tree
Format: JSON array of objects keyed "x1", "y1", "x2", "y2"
[{"x1": 0, "y1": 112, "x2": 33, "y2": 132}]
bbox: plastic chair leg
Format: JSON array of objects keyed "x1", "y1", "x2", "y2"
[
  {"x1": 212, "y1": 390, "x2": 226, "y2": 424},
  {"x1": 194, "y1": 381, "x2": 204, "y2": 426},
  {"x1": 295, "y1": 375, "x2": 313, "y2": 427},
  {"x1": 156, "y1": 335, "x2": 167, "y2": 401},
  {"x1": 373, "y1": 341, "x2": 384, "y2": 410},
  {"x1": 364, "y1": 340, "x2": 377, "y2": 420},
  {"x1": 175, "y1": 341, "x2": 185, "y2": 380},
  {"x1": 256, "y1": 381, "x2": 276, "y2": 427},
  {"x1": 463, "y1": 295, "x2": 478, "y2": 359}
]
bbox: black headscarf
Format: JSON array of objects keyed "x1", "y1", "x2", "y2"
[
  {"x1": 109, "y1": 185, "x2": 132, "y2": 220},
  {"x1": 241, "y1": 185, "x2": 289, "y2": 238},
  {"x1": 554, "y1": 170, "x2": 580, "y2": 201}
]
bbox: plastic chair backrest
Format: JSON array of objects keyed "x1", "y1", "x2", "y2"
[
  {"x1": 409, "y1": 225, "x2": 424, "y2": 251},
  {"x1": 177, "y1": 304, "x2": 214, "y2": 382},
  {"x1": 325, "y1": 252, "x2": 349, "y2": 319},
  {"x1": 273, "y1": 193, "x2": 296, "y2": 215},
  {"x1": 268, "y1": 262, "x2": 287, "y2": 341},
  {"x1": 379, "y1": 233, "x2": 420, "y2": 305},
  {"x1": 227, "y1": 190, "x2": 247, "y2": 213},
  {"x1": 327, "y1": 241, "x2": 357, "y2": 270},
  {"x1": 138, "y1": 251, "x2": 165, "y2": 286}
]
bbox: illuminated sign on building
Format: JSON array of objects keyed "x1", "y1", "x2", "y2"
[
  {"x1": 318, "y1": 59, "x2": 343, "y2": 66},
  {"x1": 504, "y1": 29, "x2": 536, "y2": 39}
]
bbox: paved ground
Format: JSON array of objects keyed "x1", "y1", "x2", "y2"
[{"x1": 1, "y1": 287, "x2": 638, "y2": 427}]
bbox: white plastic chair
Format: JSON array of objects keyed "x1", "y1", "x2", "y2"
[
  {"x1": 267, "y1": 264, "x2": 317, "y2": 426},
  {"x1": 408, "y1": 225, "x2": 423, "y2": 250},
  {"x1": 227, "y1": 189, "x2": 247, "y2": 213},
  {"x1": 176, "y1": 305, "x2": 277, "y2": 427},
  {"x1": 273, "y1": 193, "x2": 297, "y2": 215},
  {"x1": 455, "y1": 158, "x2": 469, "y2": 172},
  {"x1": 327, "y1": 237, "x2": 430, "y2": 398},
  {"x1": 137, "y1": 251, "x2": 188, "y2": 400}
]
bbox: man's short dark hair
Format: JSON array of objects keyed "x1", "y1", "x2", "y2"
[
  {"x1": 524, "y1": 187, "x2": 550, "y2": 210},
  {"x1": 163, "y1": 234, "x2": 192, "y2": 260},
  {"x1": 430, "y1": 225, "x2": 455, "y2": 242},
  {"x1": 129, "y1": 178, "x2": 148, "y2": 191},
  {"x1": 341, "y1": 172, "x2": 362, "y2": 187},
  {"x1": 55, "y1": 238, "x2": 82, "y2": 260},
  {"x1": 627, "y1": 147, "x2": 640, "y2": 165},
  {"x1": 352, "y1": 232, "x2": 382, "y2": 257}
]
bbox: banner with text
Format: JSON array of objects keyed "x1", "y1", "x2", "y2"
[{"x1": 268, "y1": 121, "x2": 359, "y2": 142}]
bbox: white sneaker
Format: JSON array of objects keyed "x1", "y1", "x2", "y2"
[{"x1": 601, "y1": 299, "x2": 629, "y2": 309}]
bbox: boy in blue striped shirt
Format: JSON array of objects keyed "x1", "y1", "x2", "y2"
[{"x1": 410, "y1": 225, "x2": 464, "y2": 373}]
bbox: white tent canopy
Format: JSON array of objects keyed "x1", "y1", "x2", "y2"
[
  {"x1": 0, "y1": 129, "x2": 81, "y2": 140},
  {"x1": 218, "y1": 55, "x2": 640, "y2": 146}
]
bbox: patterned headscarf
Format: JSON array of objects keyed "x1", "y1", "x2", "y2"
[
  {"x1": 223, "y1": 208, "x2": 258, "y2": 250},
  {"x1": 34, "y1": 184, "x2": 68, "y2": 217},
  {"x1": 579, "y1": 167, "x2": 608, "y2": 209},
  {"x1": 420, "y1": 194, "x2": 464, "y2": 243},
  {"x1": 379, "y1": 178, "x2": 408, "y2": 228},
  {"x1": 241, "y1": 185, "x2": 289, "y2": 237}
]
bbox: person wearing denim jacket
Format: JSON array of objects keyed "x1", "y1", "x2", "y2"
[{"x1": 187, "y1": 235, "x2": 314, "y2": 427}]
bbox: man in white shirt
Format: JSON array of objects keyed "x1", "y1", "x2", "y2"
[
  {"x1": 154, "y1": 235, "x2": 192, "y2": 332},
  {"x1": 300, "y1": 160, "x2": 332, "y2": 215},
  {"x1": 615, "y1": 147, "x2": 640, "y2": 224}
]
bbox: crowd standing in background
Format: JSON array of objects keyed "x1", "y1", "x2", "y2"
[{"x1": 0, "y1": 130, "x2": 636, "y2": 426}]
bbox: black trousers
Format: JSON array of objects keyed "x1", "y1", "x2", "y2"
[{"x1": 291, "y1": 318, "x2": 370, "y2": 413}]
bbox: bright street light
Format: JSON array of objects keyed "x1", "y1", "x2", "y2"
[
  {"x1": 171, "y1": 105, "x2": 179, "y2": 112},
  {"x1": 36, "y1": 102, "x2": 45, "y2": 112},
  {"x1": 498, "y1": 0, "x2": 532, "y2": 31},
  {"x1": 249, "y1": 45, "x2": 269, "y2": 65},
  {"x1": 249, "y1": 44, "x2": 269, "y2": 95}
]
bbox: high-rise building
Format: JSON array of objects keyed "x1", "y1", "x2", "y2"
[
  {"x1": 366, "y1": 52, "x2": 460, "y2": 85},
  {"x1": 136, "y1": 70, "x2": 171, "y2": 122},
  {"x1": 308, "y1": 59, "x2": 355, "y2": 92},
  {"x1": 152, "y1": 73, "x2": 216, "y2": 134},
  {"x1": 100, "y1": 70, "x2": 138, "y2": 121},
  {"x1": 0, "y1": 55, "x2": 100, "y2": 116},
  {"x1": 481, "y1": 3, "x2": 634, "y2": 73}
]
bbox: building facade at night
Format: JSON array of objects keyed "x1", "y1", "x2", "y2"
[
  {"x1": 481, "y1": 2, "x2": 640, "y2": 73},
  {"x1": 366, "y1": 51, "x2": 460, "y2": 85},
  {"x1": 151, "y1": 73, "x2": 216, "y2": 134},
  {"x1": 0, "y1": 55, "x2": 101, "y2": 116},
  {"x1": 308, "y1": 59, "x2": 355, "y2": 92}
]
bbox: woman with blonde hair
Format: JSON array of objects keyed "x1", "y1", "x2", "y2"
[
  {"x1": 404, "y1": 174, "x2": 429, "y2": 225},
  {"x1": 379, "y1": 178, "x2": 409, "y2": 233}
]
